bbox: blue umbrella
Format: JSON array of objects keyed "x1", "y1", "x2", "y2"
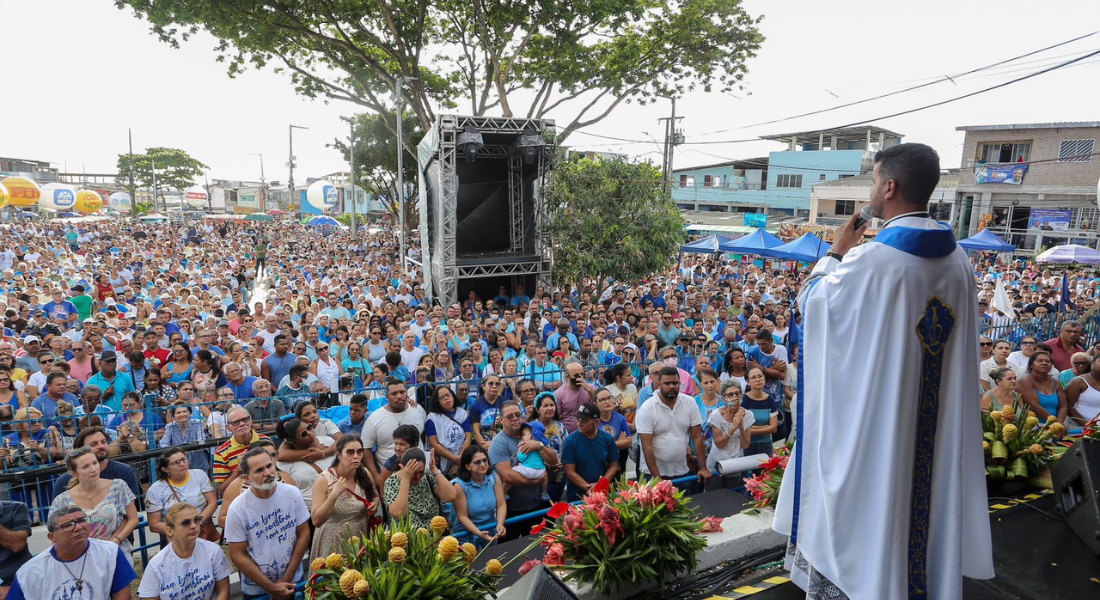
[
  {"x1": 19, "y1": 211, "x2": 38, "y2": 218},
  {"x1": 308, "y1": 216, "x2": 340, "y2": 227},
  {"x1": 58, "y1": 212, "x2": 79, "y2": 218},
  {"x1": 769, "y1": 232, "x2": 833, "y2": 263}
]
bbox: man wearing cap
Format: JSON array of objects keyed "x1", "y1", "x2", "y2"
[
  {"x1": 561, "y1": 402, "x2": 620, "y2": 502},
  {"x1": 86, "y1": 350, "x2": 136, "y2": 413}
]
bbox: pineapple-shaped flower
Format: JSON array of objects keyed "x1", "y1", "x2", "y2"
[
  {"x1": 389, "y1": 546, "x2": 407, "y2": 564},
  {"x1": 1028, "y1": 411, "x2": 1037, "y2": 419},
  {"x1": 1050, "y1": 422, "x2": 1067, "y2": 438},
  {"x1": 461, "y1": 542, "x2": 478, "y2": 565},
  {"x1": 325, "y1": 552, "x2": 345, "y2": 571},
  {"x1": 310, "y1": 557, "x2": 326, "y2": 572},
  {"x1": 990, "y1": 410, "x2": 1003, "y2": 422},
  {"x1": 350, "y1": 535, "x2": 361, "y2": 546},
  {"x1": 1026, "y1": 416, "x2": 1039, "y2": 429},
  {"x1": 982, "y1": 441, "x2": 990, "y2": 451},
  {"x1": 352, "y1": 579, "x2": 370, "y2": 598},
  {"x1": 1002, "y1": 423, "x2": 1018, "y2": 443},
  {"x1": 339, "y1": 569, "x2": 363, "y2": 597},
  {"x1": 485, "y1": 559, "x2": 504, "y2": 575},
  {"x1": 1029, "y1": 444, "x2": 1044, "y2": 454},
  {"x1": 1046, "y1": 415, "x2": 1057, "y2": 423},
  {"x1": 390, "y1": 532, "x2": 408, "y2": 549},
  {"x1": 430, "y1": 515, "x2": 449, "y2": 536},
  {"x1": 1001, "y1": 406, "x2": 1016, "y2": 423},
  {"x1": 438, "y1": 536, "x2": 459, "y2": 561},
  {"x1": 417, "y1": 527, "x2": 430, "y2": 537}
]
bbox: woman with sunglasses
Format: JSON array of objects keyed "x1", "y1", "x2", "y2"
[
  {"x1": 275, "y1": 416, "x2": 335, "y2": 505},
  {"x1": 451, "y1": 445, "x2": 506, "y2": 549},
  {"x1": 0, "y1": 368, "x2": 27, "y2": 411},
  {"x1": 138, "y1": 502, "x2": 231, "y2": 600},
  {"x1": 310, "y1": 342, "x2": 344, "y2": 409},
  {"x1": 706, "y1": 381, "x2": 755, "y2": 473},
  {"x1": 146, "y1": 448, "x2": 217, "y2": 539},
  {"x1": 310, "y1": 435, "x2": 382, "y2": 558}
]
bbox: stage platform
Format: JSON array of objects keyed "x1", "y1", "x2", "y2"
[{"x1": 479, "y1": 488, "x2": 1099, "y2": 600}]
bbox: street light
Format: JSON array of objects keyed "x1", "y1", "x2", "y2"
[
  {"x1": 396, "y1": 76, "x2": 418, "y2": 271},
  {"x1": 288, "y1": 124, "x2": 308, "y2": 218},
  {"x1": 249, "y1": 153, "x2": 266, "y2": 212}
]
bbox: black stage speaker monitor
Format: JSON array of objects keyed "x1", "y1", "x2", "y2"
[
  {"x1": 1052, "y1": 437, "x2": 1100, "y2": 556},
  {"x1": 496, "y1": 565, "x2": 580, "y2": 600}
]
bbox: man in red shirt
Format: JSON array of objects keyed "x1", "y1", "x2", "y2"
[
  {"x1": 1042, "y1": 320, "x2": 1083, "y2": 372},
  {"x1": 141, "y1": 329, "x2": 171, "y2": 370}
]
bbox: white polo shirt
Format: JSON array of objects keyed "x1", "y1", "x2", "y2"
[{"x1": 635, "y1": 392, "x2": 702, "y2": 477}]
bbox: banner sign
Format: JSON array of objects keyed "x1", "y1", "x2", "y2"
[
  {"x1": 976, "y1": 163, "x2": 1028, "y2": 185},
  {"x1": 1028, "y1": 209, "x2": 1072, "y2": 232},
  {"x1": 744, "y1": 212, "x2": 768, "y2": 228}
]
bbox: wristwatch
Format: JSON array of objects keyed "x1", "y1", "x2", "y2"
[{"x1": 824, "y1": 251, "x2": 844, "y2": 261}]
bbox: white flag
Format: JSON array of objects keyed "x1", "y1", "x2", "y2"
[{"x1": 991, "y1": 278, "x2": 1016, "y2": 321}]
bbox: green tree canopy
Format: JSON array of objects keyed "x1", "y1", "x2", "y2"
[
  {"x1": 115, "y1": 147, "x2": 208, "y2": 201},
  {"x1": 543, "y1": 156, "x2": 684, "y2": 300},
  {"x1": 114, "y1": 0, "x2": 763, "y2": 144},
  {"x1": 330, "y1": 112, "x2": 423, "y2": 235}
]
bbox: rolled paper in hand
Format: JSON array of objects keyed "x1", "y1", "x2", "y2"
[{"x1": 716, "y1": 454, "x2": 771, "y2": 474}]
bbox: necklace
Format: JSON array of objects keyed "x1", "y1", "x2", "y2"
[{"x1": 59, "y1": 549, "x2": 88, "y2": 590}]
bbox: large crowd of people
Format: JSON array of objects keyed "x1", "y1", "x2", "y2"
[{"x1": 0, "y1": 215, "x2": 1097, "y2": 598}]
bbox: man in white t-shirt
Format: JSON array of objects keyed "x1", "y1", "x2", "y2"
[
  {"x1": 225, "y1": 448, "x2": 311, "y2": 600},
  {"x1": 6, "y1": 506, "x2": 137, "y2": 600},
  {"x1": 635, "y1": 366, "x2": 711, "y2": 484},
  {"x1": 399, "y1": 331, "x2": 425, "y2": 373},
  {"x1": 362, "y1": 379, "x2": 426, "y2": 488}
]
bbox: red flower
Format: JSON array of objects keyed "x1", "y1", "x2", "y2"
[
  {"x1": 547, "y1": 502, "x2": 570, "y2": 519},
  {"x1": 545, "y1": 543, "x2": 566, "y2": 566},
  {"x1": 530, "y1": 519, "x2": 548, "y2": 535},
  {"x1": 583, "y1": 491, "x2": 608, "y2": 510},
  {"x1": 593, "y1": 477, "x2": 611, "y2": 494},
  {"x1": 598, "y1": 505, "x2": 624, "y2": 546},
  {"x1": 518, "y1": 559, "x2": 543, "y2": 575}
]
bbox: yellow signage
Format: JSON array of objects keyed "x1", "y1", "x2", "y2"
[
  {"x1": 1, "y1": 176, "x2": 40, "y2": 206},
  {"x1": 74, "y1": 189, "x2": 104, "y2": 213}
]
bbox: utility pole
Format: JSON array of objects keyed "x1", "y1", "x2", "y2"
[
  {"x1": 657, "y1": 97, "x2": 683, "y2": 190},
  {"x1": 251, "y1": 153, "x2": 266, "y2": 212},
  {"x1": 396, "y1": 76, "x2": 417, "y2": 271},
  {"x1": 151, "y1": 158, "x2": 159, "y2": 213},
  {"x1": 204, "y1": 172, "x2": 212, "y2": 213},
  {"x1": 288, "y1": 124, "x2": 308, "y2": 217},
  {"x1": 127, "y1": 129, "x2": 137, "y2": 221},
  {"x1": 349, "y1": 121, "x2": 357, "y2": 237}
]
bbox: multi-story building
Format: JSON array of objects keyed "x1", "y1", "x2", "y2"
[
  {"x1": 0, "y1": 157, "x2": 59, "y2": 183},
  {"x1": 810, "y1": 170, "x2": 959, "y2": 227},
  {"x1": 954, "y1": 122, "x2": 1100, "y2": 252},
  {"x1": 671, "y1": 126, "x2": 903, "y2": 217}
]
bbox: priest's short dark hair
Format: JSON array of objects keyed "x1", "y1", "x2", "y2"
[{"x1": 874, "y1": 143, "x2": 940, "y2": 206}]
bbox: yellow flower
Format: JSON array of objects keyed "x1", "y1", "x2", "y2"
[
  {"x1": 438, "y1": 536, "x2": 459, "y2": 561},
  {"x1": 1026, "y1": 417, "x2": 1039, "y2": 429},
  {"x1": 339, "y1": 569, "x2": 363, "y2": 597},
  {"x1": 1030, "y1": 444, "x2": 1044, "y2": 454},
  {"x1": 325, "y1": 553, "x2": 345, "y2": 571},
  {"x1": 485, "y1": 559, "x2": 503, "y2": 575},
  {"x1": 350, "y1": 535, "x2": 361, "y2": 546},
  {"x1": 390, "y1": 532, "x2": 408, "y2": 548},
  {"x1": 352, "y1": 579, "x2": 370, "y2": 598},
  {"x1": 1001, "y1": 407, "x2": 1015, "y2": 423},
  {"x1": 310, "y1": 557, "x2": 326, "y2": 572},
  {"x1": 389, "y1": 546, "x2": 407, "y2": 564},
  {"x1": 1050, "y1": 422, "x2": 1067, "y2": 438},
  {"x1": 1028, "y1": 411, "x2": 1037, "y2": 419},
  {"x1": 430, "y1": 515, "x2": 449, "y2": 536},
  {"x1": 1002, "y1": 423, "x2": 1018, "y2": 443},
  {"x1": 461, "y1": 542, "x2": 478, "y2": 565},
  {"x1": 990, "y1": 410, "x2": 1003, "y2": 422},
  {"x1": 417, "y1": 527, "x2": 430, "y2": 537},
  {"x1": 982, "y1": 441, "x2": 990, "y2": 451},
  {"x1": 1046, "y1": 415, "x2": 1057, "y2": 423}
]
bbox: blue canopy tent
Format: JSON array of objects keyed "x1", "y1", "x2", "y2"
[
  {"x1": 719, "y1": 227, "x2": 785, "y2": 257},
  {"x1": 680, "y1": 234, "x2": 733, "y2": 254},
  {"x1": 770, "y1": 232, "x2": 833, "y2": 263},
  {"x1": 307, "y1": 215, "x2": 341, "y2": 227},
  {"x1": 957, "y1": 228, "x2": 1016, "y2": 252}
]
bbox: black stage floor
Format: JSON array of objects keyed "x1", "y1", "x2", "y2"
[{"x1": 478, "y1": 489, "x2": 1100, "y2": 599}]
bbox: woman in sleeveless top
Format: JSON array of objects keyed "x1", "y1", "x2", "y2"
[
  {"x1": 981, "y1": 367, "x2": 1021, "y2": 413},
  {"x1": 311, "y1": 436, "x2": 382, "y2": 558},
  {"x1": 1065, "y1": 354, "x2": 1100, "y2": 425},
  {"x1": 1017, "y1": 348, "x2": 1067, "y2": 423},
  {"x1": 161, "y1": 342, "x2": 194, "y2": 388}
]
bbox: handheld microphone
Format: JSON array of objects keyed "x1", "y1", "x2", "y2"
[{"x1": 853, "y1": 205, "x2": 873, "y2": 230}]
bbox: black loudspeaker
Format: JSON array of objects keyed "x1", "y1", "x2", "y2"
[
  {"x1": 496, "y1": 565, "x2": 580, "y2": 600},
  {"x1": 1052, "y1": 437, "x2": 1100, "y2": 556}
]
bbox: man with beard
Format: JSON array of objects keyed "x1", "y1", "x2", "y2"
[
  {"x1": 52, "y1": 427, "x2": 141, "y2": 500},
  {"x1": 225, "y1": 448, "x2": 311, "y2": 600},
  {"x1": 635, "y1": 366, "x2": 711, "y2": 487}
]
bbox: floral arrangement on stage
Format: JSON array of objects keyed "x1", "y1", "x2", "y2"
[
  {"x1": 982, "y1": 401, "x2": 1066, "y2": 482},
  {"x1": 742, "y1": 443, "x2": 791, "y2": 512},
  {"x1": 1083, "y1": 416, "x2": 1100, "y2": 440},
  {"x1": 520, "y1": 477, "x2": 706, "y2": 596},
  {"x1": 306, "y1": 517, "x2": 502, "y2": 600}
]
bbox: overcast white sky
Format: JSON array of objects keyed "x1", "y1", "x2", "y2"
[{"x1": 3, "y1": 0, "x2": 1099, "y2": 184}]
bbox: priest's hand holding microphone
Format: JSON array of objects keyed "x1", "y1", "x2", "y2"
[{"x1": 825, "y1": 206, "x2": 872, "y2": 261}]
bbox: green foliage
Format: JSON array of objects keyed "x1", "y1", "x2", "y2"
[
  {"x1": 134, "y1": 201, "x2": 155, "y2": 215},
  {"x1": 114, "y1": 0, "x2": 763, "y2": 139},
  {"x1": 336, "y1": 213, "x2": 368, "y2": 227},
  {"x1": 543, "y1": 156, "x2": 684, "y2": 300},
  {"x1": 330, "y1": 113, "x2": 423, "y2": 235},
  {"x1": 115, "y1": 147, "x2": 208, "y2": 198}
]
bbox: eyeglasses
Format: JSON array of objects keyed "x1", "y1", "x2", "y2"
[
  {"x1": 56, "y1": 516, "x2": 89, "y2": 532},
  {"x1": 471, "y1": 458, "x2": 489, "y2": 466},
  {"x1": 486, "y1": 381, "x2": 501, "y2": 387},
  {"x1": 345, "y1": 448, "x2": 365, "y2": 455},
  {"x1": 228, "y1": 416, "x2": 252, "y2": 427},
  {"x1": 597, "y1": 396, "x2": 614, "y2": 403},
  {"x1": 980, "y1": 342, "x2": 992, "y2": 347},
  {"x1": 723, "y1": 392, "x2": 743, "y2": 399},
  {"x1": 501, "y1": 412, "x2": 522, "y2": 421},
  {"x1": 1021, "y1": 341, "x2": 1036, "y2": 346},
  {"x1": 169, "y1": 457, "x2": 188, "y2": 467},
  {"x1": 298, "y1": 424, "x2": 317, "y2": 438},
  {"x1": 176, "y1": 515, "x2": 205, "y2": 528}
]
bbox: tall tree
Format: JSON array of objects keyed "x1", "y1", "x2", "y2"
[
  {"x1": 114, "y1": 0, "x2": 763, "y2": 146},
  {"x1": 115, "y1": 147, "x2": 208, "y2": 207},
  {"x1": 543, "y1": 156, "x2": 683, "y2": 301},
  {"x1": 330, "y1": 113, "x2": 423, "y2": 235}
]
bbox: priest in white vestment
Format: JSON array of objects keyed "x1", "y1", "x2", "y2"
[{"x1": 774, "y1": 143, "x2": 994, "y2": 600}]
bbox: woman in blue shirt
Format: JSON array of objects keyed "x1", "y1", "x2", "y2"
[
  {"x1": 451, "y1": 446, "x2": 506, "y2": 549},
  {"x1": 742, "y1": 367, "x2": 779, "y2": 457}
]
